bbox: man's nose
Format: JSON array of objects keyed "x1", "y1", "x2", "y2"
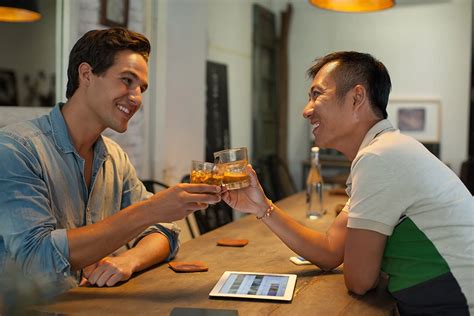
[
  {"x1": 302, "y1": 102, "x2": 314, "y2": 119},
  {"x1": 129, "y1": 88, "x2": 142, "y2": 106}
]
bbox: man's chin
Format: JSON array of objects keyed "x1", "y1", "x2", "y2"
[{"x1": 111, "y1": 125, "x2": 128, "y2": 134}]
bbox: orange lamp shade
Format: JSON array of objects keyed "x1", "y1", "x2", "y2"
[
  {"x1": 0, "y1": 0, "x2": 41, "y2": 22},
  {"x1": 309, "y1": 0, "x2": 395, "y2": 13}
]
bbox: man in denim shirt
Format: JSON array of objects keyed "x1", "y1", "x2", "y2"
[{"x1": 0, "y1": 28, "x2": 221, "y2": 300}]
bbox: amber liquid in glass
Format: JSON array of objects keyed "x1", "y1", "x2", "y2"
[
  {"x1": 219, "y1": 160, "x2": 250, "y2": 190},
  {"x1": 190, "y1": 170, "x2": 223, "y2": 186}
]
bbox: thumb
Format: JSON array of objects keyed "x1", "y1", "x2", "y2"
[
  {"x1": 246, "y1": 164, "x2": 259, "y2": 187},
  {"x1": 79, "y1": 277, "x2": 89, "y2": 287}
]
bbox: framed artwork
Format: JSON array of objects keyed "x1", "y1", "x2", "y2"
[
  {"x1": 100, "y1": 0, "x2": 129, "y2": 27},
  {"x1": 0, "y1": 69, "x2": 18, "y2": 106},
  {"x1": 387, "y1": 98, "x2": 441, "y2": 143}
]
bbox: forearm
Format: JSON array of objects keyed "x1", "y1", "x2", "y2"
[
  {"x1": 117, "y1": 233, "x2": 171, "y2": 273},
  {"x1": 68, "y1": 200, "x2": 153, "y2": 271},
  {"x1": 260, "y1": 205, "x2": 345, "y2": 270},
  {"x1": 343, "y1": 228, "x2": 387, "y2": 295}
]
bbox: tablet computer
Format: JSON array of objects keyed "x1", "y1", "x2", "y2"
[{"x1": 209, "y1": 271, "x2": 297, "y2": 301}]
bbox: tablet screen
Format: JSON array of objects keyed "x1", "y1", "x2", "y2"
[
  {"x1": 209, "y1": 271, "x2": 297, "y2": 301},
  {"x1": 221, "y1": 273, "x2": 288, "y2": 296}
]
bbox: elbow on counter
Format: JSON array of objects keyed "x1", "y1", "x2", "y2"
[
  {"x1": 344, "y1": 275, "x2": 375, "y2": 296},
  {"x1": 315, "y1": 257, "x2": 344, "y2": 272},
  {"x1": 318, "y1": 262, "x2": 340, "y2": 272}
]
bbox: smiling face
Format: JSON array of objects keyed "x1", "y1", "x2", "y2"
[
  {"x1": 85, "y1": 50, "x2": 149, "y2": 133},
  {"x1": 302, "y1": 61, "x2": 357, "y2": 152}
]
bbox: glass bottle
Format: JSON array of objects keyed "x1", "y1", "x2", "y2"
[{"x1": 306, "y1": 146, "x2": 325, "y2": 219}]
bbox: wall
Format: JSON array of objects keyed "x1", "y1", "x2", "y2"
[
  {"x1": 148, "y1": 0, "x2": 271, "y2": 184},
  {"x1": 147, "y1": 0, "x2": 207, "y2": 184},
  {"x1": 271, "y1": 0, "x2": 472, "y2": 188},
  {"x1": 207, "y1": 0, "x2": 271, "y2": 159}
]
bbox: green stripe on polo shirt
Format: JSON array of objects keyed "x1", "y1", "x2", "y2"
[{"x1": 381, "y1": 217, "x2": 450, "y2": 293}]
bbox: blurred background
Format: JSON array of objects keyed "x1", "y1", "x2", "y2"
[{"x1": 0, "y1": 0, "x2": 472, "y2": 203}]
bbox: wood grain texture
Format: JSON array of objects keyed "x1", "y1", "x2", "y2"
[{"x1": 32, "y1": 192, "x2": 396, "y2": 315}]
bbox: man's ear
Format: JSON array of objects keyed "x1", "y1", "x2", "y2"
[
  {"x1": 78, "y1": 62, "x2": 93, "y2": 87},
  {"x1": 352, "y1": 84, "x2": 367, "y2": 110}
]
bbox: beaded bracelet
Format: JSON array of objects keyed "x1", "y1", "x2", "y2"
[{"x1": 256, "y1": 201, "x2": 274, "y2": 220}]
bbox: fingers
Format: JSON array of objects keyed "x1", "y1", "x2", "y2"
[
  {"x1": 84, "y1": 263, "x2": 108, "y2": 286},
  {"x1": 170, "y1": 184, "x2": 222, "y2": 205},
  {"x1": 183, "y1": 192, "x2": 221, "y2": 205},
  {"x1": 105, "y1": 273, "x2": 124, "y2": 287},
  {"x1": 95, "y1": 268, "x2": 119, "y2": 287},
  {"x1": 185, "y1": 202, "x2": 214, "y2": 212},
  {"x1": 220, "y1": 191, "x2": 232, "y2": 205},
  {"x1": 82, "y1": 258, "x2": 130, "y2": 287},
  {"x1": 179, "y1": 183, "x2": 221, "y2": 194}
]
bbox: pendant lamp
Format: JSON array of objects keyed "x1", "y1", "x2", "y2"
[
  {"x1": 0, "y1": 0, "x2": 41, "y2": 22},
  {"x1": 309, "y1": 0, "x2": 395, "y2": 13}
]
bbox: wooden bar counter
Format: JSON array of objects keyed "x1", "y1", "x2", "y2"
[{"x1": 33, "y1": 191, "x2": 396, "y2": 315}]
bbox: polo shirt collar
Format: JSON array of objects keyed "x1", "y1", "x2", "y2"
[
  {"x1": 345, "y1": 119, "x2": 396, "y2": 191},
  {"x1": 357, "y1": 119, "x2": 395, "y2": 153}
]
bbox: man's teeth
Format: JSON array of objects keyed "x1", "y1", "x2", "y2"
[
  {"x1": 117, "y1": 105, "x2": 130, "y2": 114},
  {"x1": 314, "y1": 122, "x2": 320, "y2": 128}
]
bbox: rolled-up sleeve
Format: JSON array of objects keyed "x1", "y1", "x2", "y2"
[
  {"x1": 124, "y1": 184, "x2": 181, "y2": 260},
  {"x1": 119, "y1": 150, "x2": 181, "y2": 261},
  {"x1": 0, "y1": 135, "x2": 71, "y2": 280},
  {"x1": 132, "y1": 222, "x2": 181, "y2": 261}
]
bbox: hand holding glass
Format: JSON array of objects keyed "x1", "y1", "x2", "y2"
[{"x1": 213, "y1": 147, "x2": 250, "y2": 190}]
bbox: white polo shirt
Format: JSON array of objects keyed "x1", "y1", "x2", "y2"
[{"x1": 343, "y1": 119, "x2": 473, "y2": 313}]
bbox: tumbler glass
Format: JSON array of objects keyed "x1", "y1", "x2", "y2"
[
  {"x1": 213, "y1": 147, "x2": 250, "y2": 190},
  {"x1": 190, "y1": 160, "x2": 223, "y2": 186}
]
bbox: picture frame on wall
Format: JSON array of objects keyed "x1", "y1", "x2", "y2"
[
  {"x1": 0, "y1": 69, "x2": 18, "y2": 106},
  {"x1": 100, "y1": 0, "x2": 129, "y2": 28},
  {"x1": 387, "y1": 98, "x2": 441, "y2": 143}
]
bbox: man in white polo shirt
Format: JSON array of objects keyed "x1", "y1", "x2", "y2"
[{"x1": 222, "y1": 51, "x2": 473, "y2": 315}]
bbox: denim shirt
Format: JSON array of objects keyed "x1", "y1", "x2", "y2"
[{"x1": 0, "y1": 103, "x2": 179, "y2": 296}]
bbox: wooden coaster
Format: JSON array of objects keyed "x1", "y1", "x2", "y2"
[
  {"x1": 168, "y1": 261, "x2": 208, "y2": 273},
  {"x1": 217, "y1": 238, "x2": 249, "y2": 247}
]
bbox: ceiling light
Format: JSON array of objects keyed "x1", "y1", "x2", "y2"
[
  {"x1": 309, "y1": 0, "x2": 395, "y2": 13},
  {"x1": 0, "y1": 0, "x2": 41, "y2": 22}
]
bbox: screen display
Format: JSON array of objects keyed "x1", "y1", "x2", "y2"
[{"x1": 219, "y1": 273, "x2": 288, "y2": 297}]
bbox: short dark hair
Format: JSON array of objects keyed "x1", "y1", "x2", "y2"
[
  {"x1": 307, "y1": 51, "x2": 391, "y2": 119},
  {"x1": 66, "y1": 27, "x2": 151, "y2": 99}
]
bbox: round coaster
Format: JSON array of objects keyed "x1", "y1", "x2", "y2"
[
  {"x1": 168, "y1": 261, "x2": 208, "y2": 272},
  {"x1": 217, "y1": 238, "x2": 249, "y2": 247}
]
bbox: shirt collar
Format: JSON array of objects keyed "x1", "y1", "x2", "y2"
[
  {"x1": 345, "y1": 119, "x2": 395, "y2": 190},
  {"x1": 356, "y1": 119, "x2": 395, "y2": 153},
  {"x1": 49, "y1": 103, "x2": 75, "y2": 154},
  {"x1": 49, "y1": 103, "x2": 109, "y2": 159}
]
